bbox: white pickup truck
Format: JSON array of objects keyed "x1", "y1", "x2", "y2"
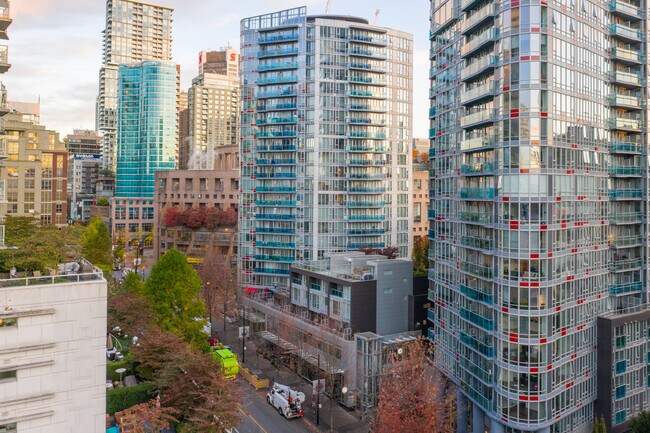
[{"x1": 267, "y1": 382, "x2": 305, "y2": 419}]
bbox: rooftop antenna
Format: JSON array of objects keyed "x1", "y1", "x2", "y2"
[
  {"x1": 324, "y1": 0, "x2": 332, "y2": 13},
  {"x1": 373, "y1": 9, "x2": 380, "y2": 24}
]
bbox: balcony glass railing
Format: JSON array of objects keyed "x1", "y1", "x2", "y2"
[
  {"x1": 349, "y1": 48, "x2": 387, "y2": 59},
  {"x1": 610, "y1": 234, "x2": 643, "y2": 247},
  {"x1": 257, "y1": 76, "x2": 299, "y2": 85},
  {"x1": 349, "y1": 76, "x2": 387, "y2": 86},
  {"x1": 608, "y1": 211, "x2": 642, "y2": 223},
  {"x1": 256, "y1": 117, "x2": 297, "y2": 125},
  {"x1": 460, "y1": 211, "x2": 494, "y2": 224},
  {"x1": 256, "y1": 158, "x2": 296, "y2": 165},
  {"x1": 460, "y1": 187, "x2": 496, "y2": 200},
  {"x1": 348, "y1": 201, "x2": 387, "y2": 207},
  {"x1": 460, "y1": 261, "x2": 494, "y2": 279},
  {"x1": 257, "y1": 241, "x2": 296, "y2": 248},
  {"x1": 254, "y1": 255, "x2": 294, "y2": 262},
  {"x1": 257, "y1": 89, "x2": 298, "y2": 99},
  {"x1": 258, "y1": 47, "x2": 299, "y2": 58},
  {"x1": 609, "y1": 281, "x2": 642, "y2": 295},
  {"x1": 461, "y1": 161, "x2": 495, "y2": 175},
  {"x1": 348, "y1": 215, "x2": 386, "y2": 221},
  {"x1": 460, "y1": 109, "x2": 498, "y2": 127},
  {"x1": 461, "y1": 135, "x2": 496, "y2": 152},
  {"x1": 611, "y1": 47, "x2": 641, "y2": 63},
  {"x1": 610, "y1": 0, "x2": 642, "y2": 18},
  {"x1": 255, "y1": 200, "x2": 297, "y2": 207},
  {"x1": 607, "y1": 117, "x2": 641, "y2": 130},
  {"x1": 609, "y1": 189, "x2": 643, "y2": 199},
  {"x1": 257, "y1": 131, "x2": 297, "y2": 138},
  {"x1": 347, "y1": 229, "x2": 386, "y2": 235},
  {"x1": 258, "y1": 33, "x2": 299, "y2": 44},
  {"x1": 349, "y1": 187, "x2": 386, "y2": 193},
  {"x1": 255, "y1": 227, "x2": 296, "y2": 234},
  {"x1": 462, "y1": 3, "x2": 499, "y2": 34},
  {"x1": 348, "y1": 242, "x2": 386, "y2": 249},
  {"x1": 255, "y1": 214, "x2": 296, "y2": 221},
  {"x1": 610, "y1": 23, "x2": 642, "y2": 41},
  {"x1": 609, "y1": 141, "x2": 641, "y2": 153},
  {"x1": 610, "y1": 257, "x2": 643, "y2": 271},
  {"x1": 255, "y1": 172, "x2": 296, "y2": 178},
  {"x1": 608, "y1": 93, "x2": 641, "y2": 107},
  {"x1": 257, "y1": 103, "x2": 297, "y2": 111},
  {"x1": 461, "y1": 28, "x2": 499, "y2": 57},
  {"x1": 254, "y1": 268, "x2": 291, "y2": 275},
  {"x1": 258, "y1": 61, "x2": 299, "y2": 71},
  {"x1": 348, "y1": 90, "x2": 387, "y2": 98},
  {"x1": 461, "y1": 56, "x2": 499, "y2": 81},
  {"x1": 610, "y1": 165, "x2": 643, "y2": 176},
  {"x1": 460, "y1": 235, "x2": 494, "y2": 250},
  {"x1": 459, "y1": 331, "x2": 494, "y2": 357},
  {"x1": 349, "y1": 34, "x2": 388, "y2": 46},
  {"x1": 461, "y1": 81, "x2": 498, "y2": 104},
  {"x1": 460, "y1": 284, "x2": 493, "y2": 304},
  {"x1": 256, "y1": 186, "x2": 296, "y2": 192},
  {"x1": 460, "y1": 307, "x2": 494, "y2": 331}
]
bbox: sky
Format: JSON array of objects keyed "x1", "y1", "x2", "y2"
[{"x1": 7, "y1": 0, "x2": 430, "y2": 139}]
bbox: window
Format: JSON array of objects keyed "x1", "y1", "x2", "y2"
[
  {"x1": 0, "y1": 370, "x2": 16, "y2": 381},
  {"x1": 615, "y1": 410, "x2": 626, "y2": 425},
  {"x1": 616, "y1": 360, "x2": 626, "y2": 374},
  {"x1": 0, "y1": 317, "x2": 16, "y2": 327},
  {"x1": 615, "y1": 385, "x2": 626, "y2": 399},
  {"x1": 0, "y1": 422, "x2": 17, "y2": 433}
]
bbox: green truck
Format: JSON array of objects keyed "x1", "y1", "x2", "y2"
[{"x1": 212, "y1": 346, "x2": 238, "y2": 379}]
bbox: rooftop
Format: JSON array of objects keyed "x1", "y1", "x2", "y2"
[{"x1": 0, "y1": 258, "x2": 104, "y2": 288}]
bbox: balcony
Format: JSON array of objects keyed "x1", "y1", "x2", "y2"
[
  {"x1": 255, "y1": 200, "x2": 297, "y2": 207},
  {"x1": 348, "y1": 62, "x2": 387, "y2": 74},
  {"x1": 461, "y1": 108, "x2": 498, "y2": 128},
  {"x1": 610, "y1": 0, "x2": 642, "y2": 20},
  {"x1": 348, "y1": 215, "x2": 386, "y2": 221},
  {"x1": 256, "y1": 186, "x2": 296, "y2": 192},
  {"x1": 257, "y1": 241, "x2": 296, "y2": 249},
  {"x1": 348, "y1": 242, "x2": 386, "y2": 249},
  {"x1": 255, "y1": 214, "x2": 296, "y2": 221},
  {"x1": 610, "y1": 234, "x2": 643, "y2": 247},
  {"x1": 461, "y1": 357, "x2": 493, "y2": 385},
  {"x1": 0, "y1": 178, "x2": 5, "y2": 202},
  {"x1": 349, "y1": 48, "x2": 387, "y2": 60},
  {"x1": 256, "y1": 158, "x2": 296, "y2": 165},
  {"x1": 256, "y1": 117, "x2": 297, "y2": 125},
  {"x1": 348, "y1": 201, "x2": 386, "y2": 207},
  {"x1": 254, "y1": 255, "x2": 294, "y2": 263},
  {"x1": 610, "y1": 257, "x2": 643, "y2": 271},
  {"x1": 257, "y1": 89, "x2": 297, "y2": 99},
  {"x1": 258, "y1": 47, "x2": 299, "y2": 58},
  {"x1": 348, "y1": 103, "x2": 386, "y2": 112},
  {"x1": 258, "y1": 33, "x2": 299, "y2": 44},
  {"x1": 257, "y1": 76, "x2": 298, "y2": 85},
  {"x1": 349, "y1": 34, "x2": 388, "y2": 46},
  {"x1": 461, "y1": 135, "x2": 496, "y2": 153},
  {"x1": 610, "y1": 47, "x2": 642, "y2": 65},
  {"x1": 608, "y1": 70, "x2": 642, "y2": 87},
  {"x1": 609, "y1": 211, "x2": 642, "y2": 224},
  {"x1": 609, "y1": 281, "x2": 642, "y2": 295},
  {"x1": 258, "y1": 61, "x2": 299, "y2": 72},
  {"x1": 459, "y1": 331, "x2": 494, "y2": 358},
  {"x1": 608, "y1": 93, "x2": 641, "y2": 109},
  {"x1": 0, "y1": 45, "x2": 9, "y2": 73},
  {"x1": 460, "y1": 284, "x2": 493, "y2": 304},
  {"x1": 460, "y1": 307, "x2": 494, "y2": 331},
  {"x1": 253, "y1": 268, "x2": 291, "y2": 276},
  {"x1": 460, "y1": 187, "x2": 495, "y2": 200},
  {"x1": 609, "y1": 141, "x2": 641, "y2": 154},
  {"x1": 255, "y1": 227, "x2": 296, "y2": 234},
  {"x1": 347, "y1": 144, "x2": 387, "y2": 152},
  {"x1": 610, "y1": 23, "x2": 642, "y2": 42},
  {"x1": 348, "y1": 132, "x2": 386, "y2": 140},
  {"x1": 461, "y1": 55, "x2": 499, "y2": 82},
  {"x1": 461, "y1": 81, "x2": 499, "y2": 105},
  {"x1": 461, "y1": 28, "x2": 499, "y2": 58},
  {"x1": 347, "y1": 229, "x2": 386, "y2": 235},
  {"x1": 460, "y1": 261, "x2": 494, "y2": 279},
  {"x1": 347, "y1": 117, "x2": 385, "y2": 126},
  {"x1": 460, "y1": 235, "x2": 494, "y2": 251},
  {"x1": 257, "y1": 103, "x2": 297, "y2": 112},
  {"x1": 607, "y1": 117, "x2": 641, "y2": 131},
  {"x1": 348, "y1": 90, "x2": 387, "y2": 99},
  {"x1": 257, "y1": 130, "x2": 297, "y2": 138},
  {"x1": 462, "y1": 3, "x2": 499, "y2": 35},
  {"x1": 461, "y1": 161, "x2": 495, "y2": 176},
  {"x1": 0, "y1": 135, "x2": 6, "y2": 159},
  {"x1": 349, "y1": 187, "x2": 386, "y2": 193},
  {"x1": 349, "y1": 76, "x2": 387, "y2": 86},
  {"x1": 460, "y1": 211, "x2": 494, "y2": 225},
  {"x1": 609, "y1": 189, "x2": 643, "y2": 199},
  {"x1": 610, "y1": 165, "x2": 643, "y2": 176},
  {"x1": 255, "y1": 172, "x2": 296, "y2": 179}
]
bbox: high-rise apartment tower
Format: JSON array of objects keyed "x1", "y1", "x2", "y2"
[
  {"x1": 96, "y1": 0, "x2": 173, "y2": 172},
  {"x1": 239, "y1": 7, "x2": 413, "y2": 292},
  {"x1": 428, "y1": 0, "x2": 647, "y2": 432}
]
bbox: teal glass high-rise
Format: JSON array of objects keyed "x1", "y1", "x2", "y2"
[{"x1": 116, "y1": 61, "x2": 178, "y2": 198}]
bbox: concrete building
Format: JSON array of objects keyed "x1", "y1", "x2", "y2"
[
  {"x1": 112, "y1": 61, "x2": 179, "y2": 238},
  {"x1": 96, "y1": 0, "x2": 173, "y2": 172},
  {"x1": 178, "y1": 91, "x2": 190, "y2": 170},
  {"x1": 187, "y1": 50, "x2": 239, "y2": 170},
  {"x1": 0, "y1": 259, "x2": 107, "y2": 432},
  {"x1": 427, "y1": 0, "x2": 648, "y2": 432},
  {"x1": 412, "y1": 164, "x2": 429, "y2": 243},
  {"x1": 64, "y1": 129, "x2": 101, "y2": 155},
  {"x1": 153, "y1": 144, "x2": 239, "y2": 261},
  {"x1": 199, "y1": 48, "x2": 239, "y2": 76},
  {"x1": 239, "y1": 7, "x2": 414, "y2": 294},
  {"x1": 2, "y1": 112, "x2": 67, "y2": 227},
  {"x1": 68, "y1": 154, "x2": 102, "y2": 222},
  {"x1": 0, "y1": 0, "x2": 12, "y2": 247}
]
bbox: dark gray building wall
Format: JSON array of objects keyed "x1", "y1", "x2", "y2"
[
  {"x1": 409, "y1": 275, "x2": 429, "y2": 334},
  {"x1": 350, "y1": 282, "x2": 377, "y2": 333},
  {"x1": 373, "y1": 259, "x2": 412, "y2": 335}
]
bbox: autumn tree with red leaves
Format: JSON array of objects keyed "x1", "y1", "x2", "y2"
[
  {"x1": 220, "y1": 207, "x2": 238, "y2": 227},
  {"x1": 372, "y1": 340, "x2": 453, "y2": 433},
  {"x1": 359, "y1": 245, "x2": 399, "y2": 259},
  {"x1": 116, "y1": 399, "x2": 179, "y2": 433},
  {"x1": 163, "y1": 206, "x2": 183, "y2": 227},
  {"x1": 200, "y1": 246, "x2": 237, "y2": 336},
  {"x1": 204, "y1": 206, "x2": 220, "y2": 229},
  {"x1": 108, "y1": 291, "x2": 155, "y2": 337},
  {"x1": 183, "y1": 207, "x2": 206, "y2": 229}
]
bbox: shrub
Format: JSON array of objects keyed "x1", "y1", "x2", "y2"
[
  {"x1": 107, "y1": 382, "x2": 157, "y2": 414},
  {"x1": 107, "y1": 360, "x2": 134, "y2": 382}
]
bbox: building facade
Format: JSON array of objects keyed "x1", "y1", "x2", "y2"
[
  {"x1": 199, "y1": 48, "x2": 239, "y2": 76},
  {"x1": 0, "y1": 260, "x2": 107, "y2": 432},
  {"x1": 412, "y1": 165, "x2": 429, "y2": 242},
  {"x1": 153, "y1": 144, "x2": 239, "y2": 261},
  {"x1": 96, "y1": 0, "x2": 173, "y2": 172},
  {"x1": 428, "y1": 0, "x2": 646, "y2": 432},
  {"x1": 64, "y1": 129, "x2": 101, "y2": 155},
  {"x1": 113, "y1": 60, "x2": 178, "y2": 236},
  {"x1": 2, "y1": 112, "x2": 67, "y2": 227},
  {"x1": 239, "y1": 7, "x2": 414, "y2": 293},
  {"x1": 0, "y1": 0, "x2": 12, "y2": 246},
  {"x1": 68, "y1": 154, "x2": 102, "y2": 222},
  {"x1": 187, "y1": 52, "x2": 239, "y2": 169}
]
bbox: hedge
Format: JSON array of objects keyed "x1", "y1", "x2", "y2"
[
  {"x1": 106, "y1": 360, "x2": 135, "y2": 382},
  {"x1": 107, "y1": 382, "x2": 157, "y2": 414}
]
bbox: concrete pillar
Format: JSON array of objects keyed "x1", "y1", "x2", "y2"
[
  {"x1": 489, "y1": 418, "x2": 504, "y2": 433},
  {"x1": 457, "y1": 390, "x2": 468, "y2": 433},
  {"x1": 472, "y1": 402, "x2": 485, "y2": 433}
]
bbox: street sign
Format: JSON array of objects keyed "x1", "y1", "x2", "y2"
[{"x1": 238, "y1": 326, "x2": 250, "y2": 339}]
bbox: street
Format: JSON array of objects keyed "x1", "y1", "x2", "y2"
[{"x1": 235, "y1": 379, "x2": 312, "y2": 433}]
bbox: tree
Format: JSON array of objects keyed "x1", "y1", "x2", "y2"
[
  {"x1": 630, "y1": 411, "x2": 650, "y2": 433},
  {"x1": 592, "y1": 415, "x2": 607, "y2": 433},
  {"x1": 359, "y1": 245, "x2": 399, "y2": 259},
  {"x1": 114, "y1": 243, "x2": 125, "y2": 263},
  {"x1": 184, "y1": 207, "x2": 206, "y2": 229},
  {"x1": 204, "y1": 206, "x2": 220, "y2": 229},
  {"x1": 200, "y1": 246, "x2": 237, "y2": 336},
  {"x1": 97, "y1": 197, "x2": 110, "y2": 206},
  {"x1": 144, "y1": 248, "x2": 208, "y2": 350},
  {"x1": 412, "y1": 236, "x2": 429, "y2": 271},
  {"x1": 372, "y1": 340, "x2": 451, "y2": 433},
  {"x1": 82, "y1": 217, "x2": 113, "y2": 274},
  {"x1": 108, "y1": 292, "x2": 154, "y2": 338},
  {"x1": 163, "y1": 206, "x2": 183, "y2": 227},
  {"x1": 116, "y1": 399, "x2": 179, "y2": 433},
  {"x1": 220, "y1": 207, "x2": 238, "y2": 227},
  {"x1": 1, "y1": 219, "x2": 69, "y2": 273},
  {"x1": 131, "y1": 326, "x2": 190, "y2": 381}
]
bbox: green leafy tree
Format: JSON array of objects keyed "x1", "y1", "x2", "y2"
[
  {"x1": 1, "y1": 218, "x2": 69, "y2": 272},
  {"x1": 144, "y1": 249, "x2": 208, "y2": 350},
  {"x1": 122, "y1": 271, "x2": 144, "y2": 294},
  {"x1": 630, "y1": 411, "x2": 650, "y2": 433},
  {"x1": 412, "y1": 236, "x2": 429, "y2": 271},
  {"x1": 97, "y1": 197, "x2": 110, "y2": 206},
  {"x1": 113, "y1": 243, "x2": 125, "y2": 263},
  {"x1": 82, "y1": 218, "x2": 113, "y2": 274},
  {"x1": 592, "y1": 415, "x2": 607, "y2": 433}
]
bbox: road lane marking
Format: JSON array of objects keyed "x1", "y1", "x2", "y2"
[{"x1": 238, "y1": 405, "x2": 268, "y2": 433}]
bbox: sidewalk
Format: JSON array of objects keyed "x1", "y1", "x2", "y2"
[{"x1": 217, "y1": 322, "x2": 370, "y2": 433}]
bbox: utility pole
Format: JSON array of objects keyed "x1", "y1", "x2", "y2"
[
  {"x1": 242, "y1": 305, "x2": 246, "y2": 364},
  {"x1": 134, "y1": 240, "x2": 140, "y2": 275}
]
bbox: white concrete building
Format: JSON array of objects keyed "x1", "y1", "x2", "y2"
[{"x1": 0, "y1": 261, "x2": 107, "y2": 432}]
